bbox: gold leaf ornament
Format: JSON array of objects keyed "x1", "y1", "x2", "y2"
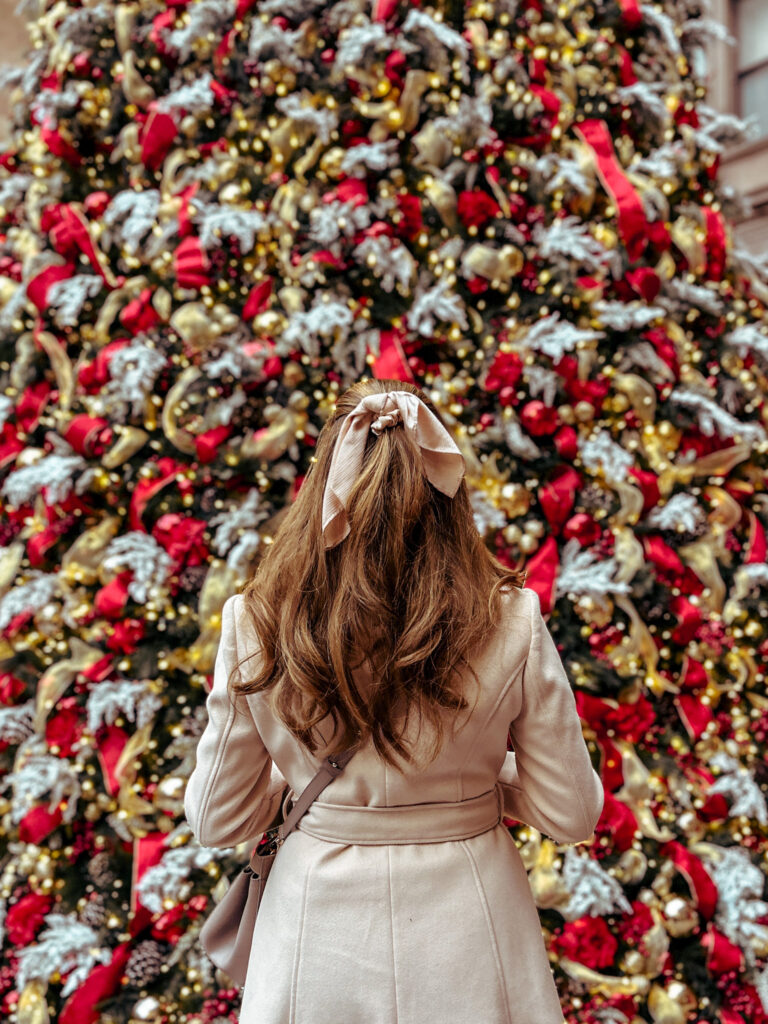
[
  {"x1": 121, "y1": 50, "x2": 156, "y2": 109},
  {"x1": 241, "y1": 406, "x2": 307, "y2": 462},
  {"x1": 34, "y1": 639, "x2": 106, "y2": 733},
  {"x1": 558, "y1": 957, "x2": 650, "y2": 996},
  {"x1": 462, "y1": 244, "x2": 524, "y2": 282},
  {"x1": 528, "y1": 838, "x2": 570, "y2": 909},
  {"x1": 161, "y1": 366, "x2": 202, "y2": 455},
  {"x1": 183, "y1": 559, "x2": 241, "y2": 673},
  {"x1": 61, "y1": 516, "x2": 121, "y2": 585}
]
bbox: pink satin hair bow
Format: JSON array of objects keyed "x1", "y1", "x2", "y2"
[{"x1": 321, "y1": 391, "x2": 467, "y2": 549}]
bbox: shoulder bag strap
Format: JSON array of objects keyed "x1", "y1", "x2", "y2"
[{"x1": 248, "y1": 744, "x2": 358, "y2": 869}]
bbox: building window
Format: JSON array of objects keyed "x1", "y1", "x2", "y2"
[{"x1": 735, "y1": 0, "x2": 768, "y2": 137}]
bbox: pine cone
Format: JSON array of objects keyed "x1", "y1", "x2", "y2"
[
  {"x1": 179, "y1": 564, "x2": 208, "y2": 593},
  {"x1": 578, "y1": 482, "x2": 614, "y2": 514},
  {"x1": 80, "y1": 893, "x2": 107, "y2": 928},
  {"x1": 125, "y1": 940, "x2": 167, "y2": 988},
  {"x1": 87, "y1": 851, "x2": 117, "y2": 887}
]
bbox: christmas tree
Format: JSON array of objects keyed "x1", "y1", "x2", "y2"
[{"x1": 1, "y1": 0, "x2": 768, "y2": 1021}]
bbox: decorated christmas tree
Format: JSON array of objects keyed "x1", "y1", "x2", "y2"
[{"x1": 1, "y1": 0, "x2": 768, "y2": 1020}]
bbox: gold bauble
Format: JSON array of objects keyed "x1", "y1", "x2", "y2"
[
  {"x1": 131, "y1": 997, "x2": 163, "y2": 1022},
  {"x1": 620, "y1": 948, "x2": 647, "y2": 975},
  {"x1": 663, "y1": 896, "x2": 699, "y2": 937},
  {"x1": 614, "y1": 848, "x2": 648, "y2": 885},
  {"x1": 648, "y1": 981, "x2": 692, "y2": 1024}
]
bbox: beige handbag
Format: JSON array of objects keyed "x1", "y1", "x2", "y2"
[{"x1": 199, "y1": 745, "x2": 358, "y2": 986}]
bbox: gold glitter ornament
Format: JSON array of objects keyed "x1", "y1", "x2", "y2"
[
  {"x1": 131, "y1": 996, "x2": 163, "y2": 1022},
  {"x1": 614, "y1": 847, "x2": 648, "y2": 884},
  {"x1": 621, "y1": 948, "x2": 647, "y2": 974},
  {"x1": 153, "y1": 776, "x2": 186, "y2": 814},
  {"x1": 648, "y1": 981, "x2": 691, "y2": 1024},
  {"x1": 462, "y1": 243, "x2": 524, "y2": 282},
  {"x1": 662, "y1": 896, "x2": 699, "y2": 937},
  {"x1": 17, "y1": 979, "x2": 49, "y2": 1024}
]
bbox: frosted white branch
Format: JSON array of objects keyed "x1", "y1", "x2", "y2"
[
  {"x1": 645, "y1": 493, "x2": 705, "y2": 533},
  {"x1": 86, "y1": 679, "x2": 163, "y2": 734},
  {"x1": 15, "y1": 915, "x2": 110, "y2": 998},
  {"x1": 559, "y1": 847, "x2": 633, "y2": 920},
  {"x1": 102, "y1": 533, "x2": 174, "y2": 604},
  {"x1": 580, "y1": 430, "x2": 634, "y2": 484},
  {"x1": 556, "y1": 539, "x2": 632, "y2": 598},
  {"x1": 517, "y1": 312, "x2": 605, "y2": 360},
  {"x1": 669, "y1": 388, "x2": 766, "y2": 444}
]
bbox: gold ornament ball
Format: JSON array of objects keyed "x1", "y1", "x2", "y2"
[
  {"x1": 503, "y1": 524, "x2": 522, "y2": 545},
  {"x1": 663, "y1": 896, "x2": 699, "y2": 937},
  {"x1": 519, "y1": 533, "x2": 539, "y2": 554}
]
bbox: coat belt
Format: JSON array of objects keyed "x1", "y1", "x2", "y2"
[{"x1": 293, "y1": 784, "x2": 503, "y2": 845}]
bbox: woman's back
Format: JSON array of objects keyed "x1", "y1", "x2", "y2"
[{"x1": 185, "y1": 582, "x2": 604, "y2": 1024}]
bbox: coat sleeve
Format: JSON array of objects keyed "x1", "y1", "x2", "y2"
[
  {"x1": 496, "y1": 588, "x2": 604, "y2": 845},
  {"x1": 184, "y1": 594, "x2": 288, "y2": 849}
]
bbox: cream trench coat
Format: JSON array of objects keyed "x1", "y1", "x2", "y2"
[{"x1": 184, "y1": 585, "x2": 605, "y2": 1024}]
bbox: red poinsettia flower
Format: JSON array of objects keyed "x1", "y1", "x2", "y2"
[{"x1": 553, "y1": 915, "x2": 618, "y2": 969}]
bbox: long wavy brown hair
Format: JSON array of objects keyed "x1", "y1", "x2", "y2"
[{"x1": 229, "y1": 378, "x2": 526, "y2": 771}]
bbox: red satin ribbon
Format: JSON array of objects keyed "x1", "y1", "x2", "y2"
[
  {"x1": 573, "y1": 119, "x2": 649, "y2": 263},
  {"x1": 63, "y1": 415, "x2": 112, "y2": 457},
  {"x1": 372, "y1": 329, "x2": 414, "y2": 381},
  {"x1": 617, "y1": 0, "x2": 642, "y2": 27},
  {"x1": 131, "y1": 833, "x2": 168, "y2": 915},
  {"x1": 701, "y1": 922, "x2": 744, "y2": 975},
  {"x1": 195, "y1": 423, "x2": 232, "y2": 464},
  {"x1": 0, "y1": 422, "x2": 25, "y2": 470},
  {"x1": 95, "y1": 725, "x2": 130, "y2": 796},
  {"x1": 669, "y1": 594, "x2": 703, "y2": 645},
  {"x1": 39, "y1": 117, "x2": 83, "y2": 166},
  {"x1": 658, "y1": 840, "x2": 718, "y2": 919},
  {"x1": 745, "y1": 510, "x2": 766, "y2": 563},
  {"x1": 538, "y1": 466, "x2": 581, "y2": 533},
  {"x1": 702, "y1": 206, "x2": 727, "y2": 281},
  {"x1": 643, "y1": 534, "x2": 684, "y2": 575},
  {"x1": 129, "y1": 457, "x2": 184, "y2": 530},
  {"x1": 243, "y1": 278, "x2": 273, "y2": 319},
  {"x1": 175, "y1": 182, "x2": 199, "y2": 238},
  {"x1": 372, "y1": 0, "x2": 400, "y2": 20},
  {"x1": 674, "y1": 692, "x2": 714, "y2": 741},
  {"x1": 174, "y1": 236, "x2": 211, "y2": 290},
  {"x1": 95, "y1": 572, "x2": 132, "y2": 618},
  {"x1": 27, "y1": 262, "x2": 77, "y2": 312},
  {"x1": 679, "y1": 656, "x2": 708, "y2": 692},
  {"x1": 599, "y1": 735, "x2": 625, "y2": 791},
  {"x1": 616, "y1": 44, "x2": 637, "y2": 86},
  {"x1": 59, "y1": 941, "x2": 132, "y2": 1024},
  {"x1": 119, "y1": 286, "x2": 162, "y2": 335},
  {"x1": 14, "y1": 380, "x2": 51, "y2": 433},
  {"x1": 28, "y1": 524, "x2": 69, "y2": 567},
  {"x1": 45, "y1": 204, "x2": 121, "y2": 287},
  {"x1": 140, "y1": 108, "x2": 178, "y2": 171},
  {"x1": 522, "y1": 535, "x2": 558, "y2": 615}
]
